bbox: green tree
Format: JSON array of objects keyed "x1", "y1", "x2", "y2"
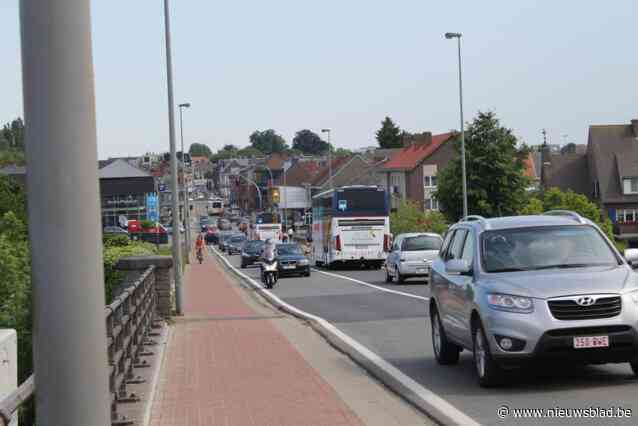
[
  {"x1": 390, "y1": 200, "x2": 448, "y2": 236},
  {"x1": 237, "y1": 146, "x2": 263, "y2": 158},
  {"x1": 333, "y1": 147, "x2": 353, "y2": 157},
  {"x1": 188, "y1": 142, "x2": 213, "y2": 158},
  {"x1": 521, "y1": 187, "x2": 615, "y2": 243},
  {"x1": 435, "y1": 111, "x2": 530, "y2": 222},
  {"x1": 249, "y1": 129, "x2": 288, "y2": 154},
  {"x1": 292, "y1": 129, "x2": 329, "y2": 155},
  {"x1": 376, "y1": 116, "x2": 402, "y2": 149},
  {"x1": 1, "y1": 118, "x2": 25, "y2": 150},
  {"x1": 210, "y1": 144, "x2": 239, "y2": 161}
]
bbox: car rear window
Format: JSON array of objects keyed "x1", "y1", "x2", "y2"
[{"x1": 402, "y1": 235, "x2": 442, "y2": 251}]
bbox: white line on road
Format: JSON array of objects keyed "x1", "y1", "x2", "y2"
[{"x1": 312, "y1": 268, "x2": 430, "y2": 302}]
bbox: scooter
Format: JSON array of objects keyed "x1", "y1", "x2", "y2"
[{"x1": 260, "y1": 253, "x2": 278, "y2": 289}]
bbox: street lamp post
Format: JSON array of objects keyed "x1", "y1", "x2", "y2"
[
  {"x1": 235, "y1": 174, "x2": 262, "y2": 210},
  {"x1": 321, "y1": 129, "x2": 333, "y2": 189},
  {"x1": 164, "y1": 0, "x2": 183, "y2": 315},
  {"x1": 20, "y1": 1, "x2": 111, "y2": 423},
  {"x1": 178, "y1": 102, "x2": 191, "y2": 259},
  {"x1": 445, "y1": 32, "x2": 468, "y2": 219}
]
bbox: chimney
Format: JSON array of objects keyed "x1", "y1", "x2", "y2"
[
  {"x1": 412, "y1": 132, "x2": 432, "y2": 146},
  {"x1": 631, "y1": 119, "x2": 638, "y2": 138}
]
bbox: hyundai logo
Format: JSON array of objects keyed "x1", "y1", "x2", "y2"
[{"x1": 576, "y1": 296, "x2": 596, "y2": 306}]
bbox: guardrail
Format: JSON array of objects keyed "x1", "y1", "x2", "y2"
[{"x1": 0, "y1": 264, "x2": 163, "y2": 426}]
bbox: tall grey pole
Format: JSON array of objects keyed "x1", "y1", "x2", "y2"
[
  {"x1": 19, "y1": 1, "x2": 110, "y2": 424},
  {"x1": 178, "y1": 104, "x2": 191, "y2": 259},
  {"x1": 164, "y1": 0, "x2": 183, "y2": 315},
  {"x1": 283, "y1": 161, "x2": 287, "y2": 229},
  {"x1": 457, "y1": 37, "x2": 468, "y2": 218},
  {"x1": 321, "y1": 129, "x2": 333, "y2": 189},
  {"x1": 237, "y1": 175, "x2": 262, "y2": 210}
]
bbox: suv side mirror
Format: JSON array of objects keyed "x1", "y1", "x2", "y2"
[
  {"x1": 625, "y1": 249, "x2": 638, "y2": 267},
  {"x1": 445, "y1": 259, "x2": 471, "y2": 275}
]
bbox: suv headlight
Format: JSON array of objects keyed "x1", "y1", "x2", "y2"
[
  {"x1": 487, "y1": 293, "x2": 534, "y2": 313},
  {"x1": 629, "y1": 289, "x2": 638, "y2": 304},
  {"x1": 298, "y1": 259, "x2": 309, "y2": 265}
]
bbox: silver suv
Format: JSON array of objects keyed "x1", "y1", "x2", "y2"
[
  {"x1": 385, "y1": 233, "x2": 443, "y2": 283},
  {"x1": 429, "y1": 211, "x2": 638, "y2": 387}
]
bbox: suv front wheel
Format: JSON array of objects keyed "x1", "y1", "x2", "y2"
[
  {"x1": 431, "y1": 307, "x2": 460, "y2": 365},
  {"x1": 473, "y1": 321, "x2": 505, "y2": 387}
]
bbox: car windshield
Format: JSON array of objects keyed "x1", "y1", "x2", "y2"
[
  {"x1": 231, "y1": 236, "x2": 245, "y2": 243},
  {"x1": 482, "y1": 226, "x2": 619, "y2": 273},
  {"x1": 403, "y1": 235, "x2": 442, "y2": 251},
  {"x1": 277, "y1": 244, "x2": 303, "y2": 255}
]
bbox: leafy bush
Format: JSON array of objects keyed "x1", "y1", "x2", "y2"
[
  {"x1": 102, "y1": 233, "x2": 130, "y2": 248},
  {"x1": 140, "y1": 219, "x2": 156, "y2": 229},
  {"x1": 103, "y1": 239, "x2": 157, "y2": 304},
  {"x1": 390, "y1": 200, "x2": 448, "y2": 236}
]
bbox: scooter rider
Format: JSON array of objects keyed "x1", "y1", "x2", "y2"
[{"x1": 260, "y1": 238, "x2": 278, "y2": 285}]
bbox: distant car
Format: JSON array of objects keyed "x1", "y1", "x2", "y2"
[
  {"x1": 227, "y1": 234, "x2": 247, "y2": 255},
  {"x1": 204, "y1": 226, "x2": 219, "y2": 244},
  {"x1": 241, "y1": 240, "x2": 265, "y2": 268},
  {"x1": 276, "y1": 243, "x2": 311, "y2": 277},
  {"x1": 217, "y1": 231, "x2": 236, "y2": 252},
  {"x1": 103, "y1": 226, "x2": 128, "y2": 235},
  {"x1": 229, "y1": 214, "x2": 241, "y2": 224},
  {"x1": 385, "y1": 233, "x2": 443, "y2": 284},
  {"x1": 217, "y1": 218, "x2": 232, "y2": 231}
]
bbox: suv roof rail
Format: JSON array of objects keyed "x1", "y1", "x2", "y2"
[
  {"x1": 542, "y1": 210, "x2": 587, "y2": 224},
  {"x1": 459, "y1": 215, "x2": 491, "y2": 229}
]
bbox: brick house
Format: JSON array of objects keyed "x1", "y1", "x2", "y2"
[
  {"x1": 540, "y1": 119, "x2": 638, "y2": 246},
  {"x1": 379, "y1": 132, "x2": 457, "y2": 211}
]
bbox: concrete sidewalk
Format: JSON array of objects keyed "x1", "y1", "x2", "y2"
[{"x1": 149, "y1": 249, "x2": 365, "y2": 426}]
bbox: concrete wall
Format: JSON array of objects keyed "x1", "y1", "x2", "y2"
[{"x1": 0, "y1": 329, "x2": 17, "y2": 426}]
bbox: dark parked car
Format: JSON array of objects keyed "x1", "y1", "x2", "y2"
[
  {"x1": 276, "y1": 243, "x2": 310, "y2": 277},
  {"x1": 218, "y1": 231, "x2": 236, "y2": 252},
  {"x1": 204, "y1": 226, "x2": 219, "y2": 244},
  {"x1": 241, "y1": 240, "x2": 265, "y2": 268},
  {"x1": 227, "y1": 234, "x2": 247, "y2": 255},
  {"x1": 217, "y1": 217, "x2": 231, "y2": 231}
]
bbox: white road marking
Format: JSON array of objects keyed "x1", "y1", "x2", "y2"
[
  {"x1": 210, "y1": 246, "x2": 479, "y2": 426},
  {"x1": 312, "y1": 268, "x2": 430, "y2": 301}
]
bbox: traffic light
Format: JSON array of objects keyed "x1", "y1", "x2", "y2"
[{"x1": 271, "y1": 188, "x2": 280, "y2": 204}]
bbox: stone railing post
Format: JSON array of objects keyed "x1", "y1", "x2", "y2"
[{"x1": 115, "y1": 256, "x2": 174, "y2": 318}]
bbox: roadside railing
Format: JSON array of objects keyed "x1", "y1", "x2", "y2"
[{"x1": 0, "y1": 259, "x2": 170, "y2": 426}]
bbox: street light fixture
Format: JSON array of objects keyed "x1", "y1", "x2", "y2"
[
  {"x1": 321, "y1": 128, "x2": 333, "y2": 189},
  {"x1": 178, "y1": 102, "x2": 191, "y2": 260},
  {"x1": 444, "y1": 31, "x2": 468, "y2": 219}
]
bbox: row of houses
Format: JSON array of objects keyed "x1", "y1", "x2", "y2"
[{"x1": 218, "y1": 118, "x2": 638, "y2": 246}]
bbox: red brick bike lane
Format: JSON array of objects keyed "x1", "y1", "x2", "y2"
[{"x1": 149, "y1": 249, "x2": 364, "y2": 426}]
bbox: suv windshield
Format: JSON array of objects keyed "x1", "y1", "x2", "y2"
[
  {"x1": 482, "y1": 226, "x2": 619, "y2": 273},
  {"x1": 403, "y1": 235, "x2": 442, "y2": 251},
  {"x1": 277, "y1": 244, "x2": 303, "y2": 256}
]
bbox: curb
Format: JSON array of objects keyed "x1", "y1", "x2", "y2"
[
  {"x1": 210, "y1": 246, "x2": 480, "y2": 426},
  {"x1": 142, "y1": 323, "x2": 171, "y2": 426}
]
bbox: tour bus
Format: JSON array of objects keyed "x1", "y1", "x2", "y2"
[
  {"x1": 252, "y1": 212, "x2": 283, "y2": 241},
  {"x1": 312, "y1": 186, "x2": 390, "y2": 269},
  {"x1": 208, "y1": 197, "x2": 224, "y2": 216}
]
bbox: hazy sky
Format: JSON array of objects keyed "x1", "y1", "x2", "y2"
[{"x1": 1, "y1": 1, "x2": 637, "y2": 159}]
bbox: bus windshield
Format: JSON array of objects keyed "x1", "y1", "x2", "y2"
[{"x1": 334, "y1": 188, "x2": 388, "y2": 216}]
